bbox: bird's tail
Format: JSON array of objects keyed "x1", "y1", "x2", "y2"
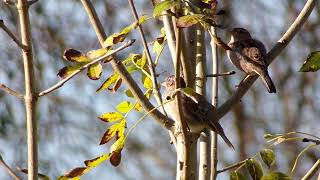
[
  {"x1": 260, "y1": 71, "x2": 276, "y2": 93},
  {"x1": 214, "y1": 123, "x2": 235, "y2": 150}
]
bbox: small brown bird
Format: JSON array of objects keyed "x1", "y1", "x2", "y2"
[
  {"x1": 227, "y1": 28, "x2": 276, "y2": 93},
  {"x1": 162, "y1": 75, "x2": 234, "y2": 149}
]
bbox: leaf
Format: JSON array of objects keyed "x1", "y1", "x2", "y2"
[
  {"x1": 260, "y1": 149, "x2": 276, "y2": 168},
  {"x1": 116, "y1": 101, "x2": 134, "y2": 113},
  {"x1": 108, "y1": 78, "x2": 122, "y2": 92},
  {"x1": 63, "y1": 49, "x2": 92, "y2": 63},
  {"x1": 87, "y1": 63, "x2": 102, "y2": 80},
  {"x1": 230, "y1": 171, "x2": 247, "y2": 180},
  {"x1": 142, "y1": 75, "x2": 153, "y2": 89},
  {"x1": 99, "y1": 121, "x2": 125, "y2": 145},
  {"x1": 153, "y1": 0, "x2": 179, "y2": 17},
  {"x1": 57, "y1": 65, "x2": 83, "y2": 79},
  {"x1": 98, "y1": 112, "x2": 124, "y2": 123},
  {"x1": 63, "y1": 167, "x2": 87, "y2": 178},
  {"x1": 103, "y1": 16, "x2": 148, "y2": 48},
  {"x1": 84, "y1": 153, "x2": 111, "y2": 167},
  {"x1": 110, "y1": 151, "x2": 122, "y2": 167},
  {"x1": 134, "y1": 103, "x2": 142, "y2": 112},
  {"x1": 177, "y1": 14, "x2": 205, "y2": 28},
  {"x1": 125, "y1": 89, "x2": 134, "y2": 98},
  {"x1": 245, "y1": 159, "x2": 263, "y2": 180},
  {"x1": 299, "y1": 51, "x2": 320, "y2": 72},
  {"x1": 261, "y1": 172, "x2": 291, "y2": 180},
  {"x1": 87, "y1": 48, "x2": 109, "y2": 60},
  {"x1": 96, "y1": 73, "x2": 119, "y2": 93}
]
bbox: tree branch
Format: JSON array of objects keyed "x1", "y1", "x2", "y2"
[
  {"x1": 17, "y1": 0, "x2": 38, "y2": 179},
  {"x1": 0, "y1": 83, "x2": 24, "y2": 99},
  {"x1": 302, "y1": 159, "x2": 320, "y2": 180},
  {"x1": 206, "y1": 71, "x2": 235, "y2": 77},
  {"x1": 80, "y1": 0, "x2": 174, "y2": 131},
  {"x1": 0, "y1": 20, "x2": 26, "y2": 49},
  {"x1": 217, "y1": 159, "x2": 248, "y2": 174},
  {"x1": 216, "y1": 0, "x2": 316, "y2": 120},
  {"x1": 0, "y1": 155, "x2": 21, "y2": 180},
  {"x1": 38, "y1": 40, "x2": 135, "y2": 97}
]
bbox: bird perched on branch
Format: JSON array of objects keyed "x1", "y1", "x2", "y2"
[
  {"x1": 227, "y1": 28, "x2": 276, "y2": 93},
  {"x1": 161, "y1": 75, "x2": 234, "y2": 149}
]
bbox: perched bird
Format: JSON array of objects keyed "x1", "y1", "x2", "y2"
[
  {"x1": 161, "y1": 75, "x2": 234, "y2": 149},
  {"x1": 227, "y1": 28, "x2": 276, "y2": 93}
]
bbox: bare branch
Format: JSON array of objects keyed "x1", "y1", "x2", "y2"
[
  {"x1": 217, "y1": 159, "x2": 248, "y2": 174},
  {"x1": 216, "y1": 0, "x2": 316, "y2": 120},
  {"x1": 80, "y1": 0, "x2": 174, "y2": 130},
  {"x1": 302, "y1": 160, "x2": 320, "y2": 180},
  {"x1": 0, "y1": 155, "x2": 21, "y2": 180},
  {"x1": 0, "y1": 20, "x2": 26, "y2": 49},
  {"x1": 0, "y1": 83, "x2": 24, "y2": 99},
  {"x1": 38, "y1": 40, "x2": 135, "y2": 97},
  {"x1": 206, "y1": 71, "x2": 236, "y2": 77}
]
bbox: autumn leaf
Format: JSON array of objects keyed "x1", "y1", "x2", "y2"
[
  {"x1": 116, "y1": 101, "x2": 134, "y2": 113},
  {"x1": 63, "y1": 49, "x2": 91, "y2": 63},
  {"x1": 98, "y1": 112, "x2": 124, "y2": 123},
  {"x1": 96, "y1": 73, "x2": 119, "y2": 93},
  {"x1": 57, "y1": 65, "x2": 83, "y2": 79},
  {"x1": 87, "y1": 63, "x2": 102, "y2": 80}
]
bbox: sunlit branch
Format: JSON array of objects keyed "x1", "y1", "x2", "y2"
[
  {"x1": 0, "y1": 156, "x2": 21, "y2": 180},
  {"x1": 0, "y1": 20, "x2": 26, "y2": 49},
  {"x1": 0, "y1": 83, "x2": 24, "y2": 99}
]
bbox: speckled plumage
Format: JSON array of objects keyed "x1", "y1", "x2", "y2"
[
  {"x1": 162, "y1": 75, "x2": 234, "y2": 149},
  {"x1": 227, "y1": 28, "x2": 276, "y2": 93}
]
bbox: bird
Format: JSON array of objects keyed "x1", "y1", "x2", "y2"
[
  {"x1": 161, "y1": 75, "x2": 234, "y2": 149},
  {"x1": 227, "y1": 28, "x2": 276, "y2": 93}
]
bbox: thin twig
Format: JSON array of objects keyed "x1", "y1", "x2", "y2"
[
  {"x1": 0, "y1": 20, "x2": 26, "y2": 49},
  {"x1": 217, "y1": 159, "x2": 248, "y2": 173},
  {"x1": 0, "y1": 156, "x2": 21, "y2": 180},
  {"x1": 127, "y1": 0, "x2": 166, "y2": 116},
  {"x1": 210, "y1": 27, "x2": 219, "y2": 180},
  {"x1": 0, "y1": 83, "x2": 24, "y2": 99},
  {"x1": 216, "y1": 0, "x2": 316, "y2": 120},
  {"x1": 206, "y1": 71, "x2": 236, "y2": 77},
  {"x1": 17, "y1": 0, "x2": 38, "y2": 179},
  {"x1": 80, "y1": 0, "x2": 174, "y2": 131},
  {"x1": 38, "y1": 40, "x2": 135, "y2": 97},
  {"x1": 302, "y1": 159, "x2": 320, "y2": 180}
]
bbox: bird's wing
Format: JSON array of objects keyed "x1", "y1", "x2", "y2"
[{"x1": 241, "y1": 39, "x2": 267, "y2": 67}]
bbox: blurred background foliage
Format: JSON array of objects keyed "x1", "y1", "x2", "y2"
[{"x1": 0, "y1": 0, "x2": 319, "y2": 179}]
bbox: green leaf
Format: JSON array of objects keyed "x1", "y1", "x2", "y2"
[
  {"x1": 260, "y1": 149, "x2": 276, "y2": 168},
  {"x1": 98, "y1": 112, "x2": 124, "y2": 123},
  {"x1": 261, "y1": 172, "x2": 291, "y2": 180},
  {"x1": 245, "y1": 159, "x2": 263, "y2": 180},
  {"x1": 116, "y1": 101, "x2": 134, "y2": 113},
  {"x1": 177, "y1": 14, "x2": 205, "y2": 28},
  {"x1": 153, "y1": 0, "x2": 179, "y2": 17},
  {"x1": 125, "y1": 89, "x2": 134, "y2": 98},
  {"x1": 57, "y1": 65, "x2": 83, "y2": 79},
  {"x1": 299, "y1": 51, "x2": 320, "y2": 72},
  {"x1": 230, "y1": 171, "x2": 247, "y2": 180},
  {"x1": 87, "y1": 63, "x2": 102, "y2": 80},
  {"x1": 96, "y1": 73, "x2": 119, "y2": 93}
]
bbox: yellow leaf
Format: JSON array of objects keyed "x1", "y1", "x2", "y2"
[
  {"x1": 87, "y1": 48, "x2": 109, "y2": 60},
  {"x1": 63, "y1": 49, "x2": 91, "y2": 63},
  {"x1": 99, "y1": 122, "x2": 122, "y2": 145},
  {"x1": 96, "y1": 73, "x2": 119, "y2": 93},
  {"x1": 84, "y1": 153, "x2": 111, "y2": 167},
  {"x1": 87, "y1": 63, "x2": 102, "y2": 80},
  {"x1": 116, "y1": 101, "x2": 134, "y2": 113},
  {"x1": 98, "y1": 112, "x2": 124, "y2": 123},
  {"x1": 57, "y1": 65, "x2": 83, "y2": 79}
]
